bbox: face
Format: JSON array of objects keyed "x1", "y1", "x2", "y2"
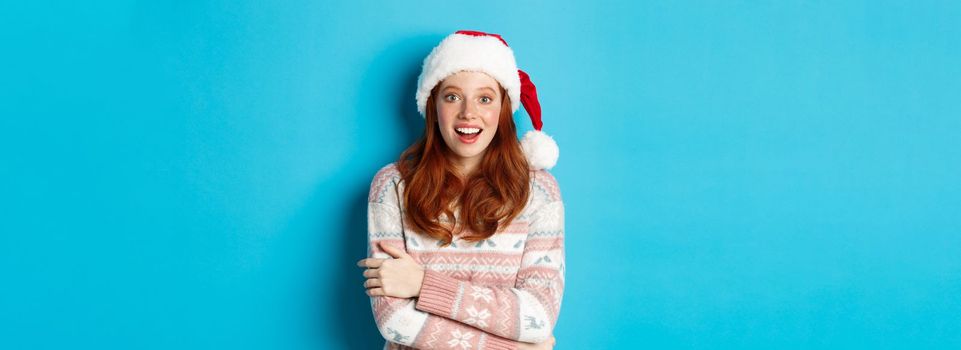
[{"x1": 435, "y1": 71, "x2": 503, "y2": 170}]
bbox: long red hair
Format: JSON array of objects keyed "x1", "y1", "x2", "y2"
[{"x1": 396, "y1": 84, "x2": 531, "y2": 247}]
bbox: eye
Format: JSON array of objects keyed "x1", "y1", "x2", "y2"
[
  {"x1": 480, "y1": 96, "x2": 492, "y2": 104},
  {"x1": 444, "y1": 94, "x2": 459, "y2": 102}
]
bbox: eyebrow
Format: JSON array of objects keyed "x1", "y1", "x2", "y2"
[{"x1": 440, "y1": 86, "x2": 497, "y2": 94}]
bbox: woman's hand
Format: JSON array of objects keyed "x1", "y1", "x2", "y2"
[
  {"x1": 357, "y1": 242, "x2": 425, "y2": 298},
  {"x1": 517, "y1": 336, "x2": 556, "y2": 350}
]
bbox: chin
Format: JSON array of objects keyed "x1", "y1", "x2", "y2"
[{"x1": 450, "y1": 146, "x2": 483, "y2": 158}]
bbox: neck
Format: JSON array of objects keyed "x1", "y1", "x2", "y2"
[{"x1": 451, "y1": 154, "x2": 482, "y2": 177}]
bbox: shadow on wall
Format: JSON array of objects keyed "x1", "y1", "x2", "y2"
[{"x1": 324, "y1": 33, "x2": 442, "y2": 349}]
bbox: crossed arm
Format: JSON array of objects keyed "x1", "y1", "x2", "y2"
[{"x1": 361, "y1": 198, "x2": 564, "y2": 350}]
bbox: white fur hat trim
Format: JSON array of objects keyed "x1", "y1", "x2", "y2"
[
  {"x1": 415, "y1": 33, "x2": 521, "y2": 117},
  {"x1": 520, "y1": 130, "x2": 559, "y2": 170}
]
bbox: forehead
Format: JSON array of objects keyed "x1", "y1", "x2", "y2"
[{"x1": 438, "y1": 70, "x2": 500, "y2": 91}]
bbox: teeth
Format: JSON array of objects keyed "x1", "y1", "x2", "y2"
[{"x1": 456, "y1": 127, "x2": 481, "y2": 134}]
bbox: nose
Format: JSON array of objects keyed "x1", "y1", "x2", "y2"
[{"x1": 459, "y1": 99, "x2": 479, "y2": 119}]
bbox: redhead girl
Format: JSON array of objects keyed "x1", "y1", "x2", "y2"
[{"x1": 357, "y1": 30, "x2": 564, "y2": 350}]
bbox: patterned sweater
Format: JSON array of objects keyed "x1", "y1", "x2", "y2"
[{"x1": 366, "y1": 163, "x2": 565, "y2": 350}]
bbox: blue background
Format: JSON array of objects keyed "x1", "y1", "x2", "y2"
[{"x1": 2, "y1": 1, "x2": 959, "y2": 349}]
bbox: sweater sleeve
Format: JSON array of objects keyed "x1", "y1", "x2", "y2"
[
  {"x1": 366, "y1": 165, "x2": 528, "y2": 350},
  {"x1": 414, "y1": 173, "x2": 566, "y2": 343}
]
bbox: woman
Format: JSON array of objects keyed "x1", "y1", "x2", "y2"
[{"x1": 357, "y1": 30, "x2": 564, "y2": 350}]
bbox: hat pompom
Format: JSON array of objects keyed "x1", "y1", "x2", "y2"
[{"x1": 520, "y1": 130, "x2": 559, "y2": 170}]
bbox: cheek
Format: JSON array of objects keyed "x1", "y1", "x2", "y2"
[
  {"x1": 486, "y1": 119, "x2": 499, "y2": 132},
  {"x1": 482, "y1": 109, "x2": 500, "y2": 128},
  {"x1": 436, "y1": 105, "x2": 457, "y2": 124}
]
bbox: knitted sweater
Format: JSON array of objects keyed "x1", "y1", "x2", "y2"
[{"x1": 366, "y1": 163, "x2": 565, "y2": 350}]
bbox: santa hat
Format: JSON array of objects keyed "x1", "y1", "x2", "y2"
[{"x1": 416, "y1": 30, "x2": 559, "y2": 170}]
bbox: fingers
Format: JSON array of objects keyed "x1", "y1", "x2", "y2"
[
  {"x1": 362, "y1": 268, "x2": 380, "y2": 278},
  {"x1": 366, "y1": 287, "x2": 384, "y2": 296},
  {"x1": 379, "y1": 242, "x2": 410, "y2": 259},
  {"x1": 364, "y1": 278, "x2": 382, "y2": 289},
  {"x1": 356, "y1": 258, "x2": 385, "y2": 268}
]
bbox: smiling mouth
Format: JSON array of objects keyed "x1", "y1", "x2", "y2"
[
  {"x1": 454, "y1": 127, "x2": 482, "y2": 143},
  {"x1": 455, "y1": 127, "x2": 482, "y2": 135}
]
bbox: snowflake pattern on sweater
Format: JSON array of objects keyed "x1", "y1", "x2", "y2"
[{"x1": 367, "y1": 163, "x2": 565, "y2": 350}]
